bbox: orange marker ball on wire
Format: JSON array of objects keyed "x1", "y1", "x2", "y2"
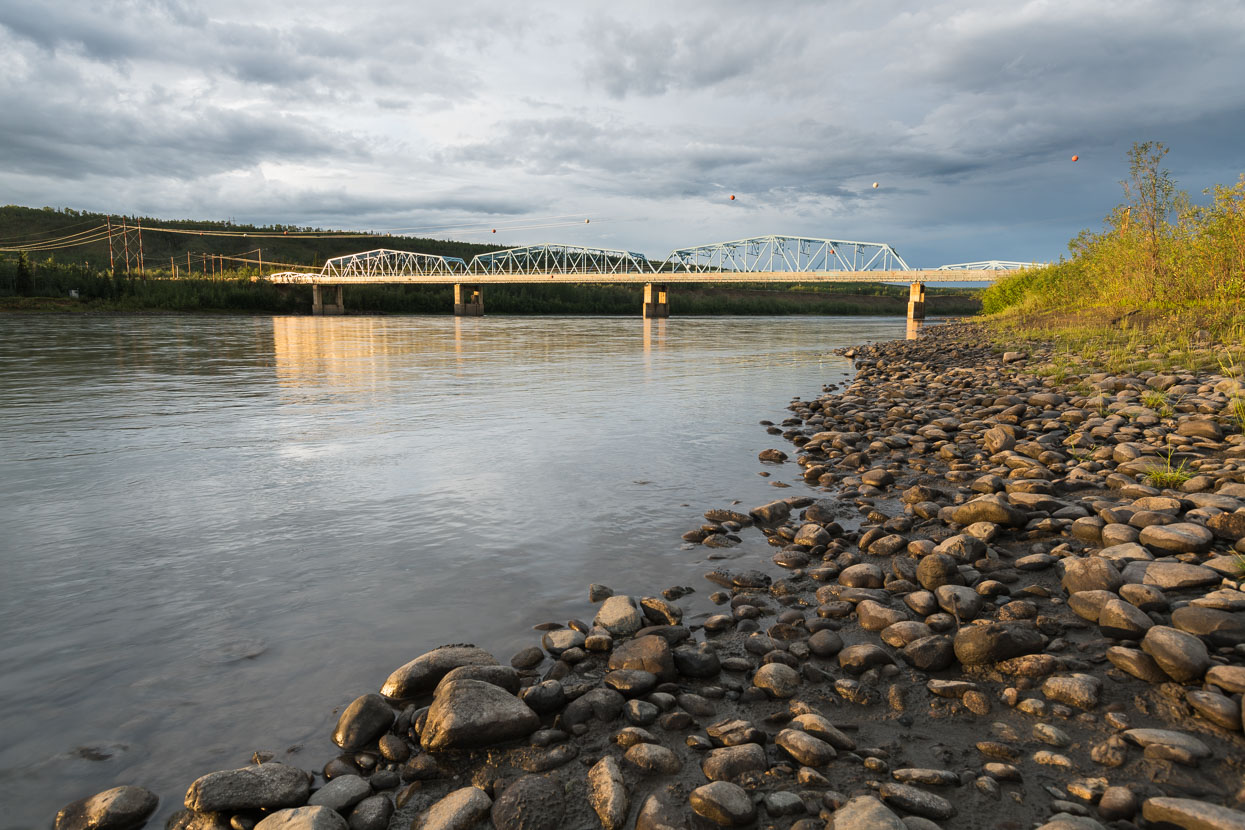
[
  {"x1": 491, "y1": 229, "x2": 496, "y2": 233},
  {"x1": 729, "y1": 194, "x2": 735, "y2": 200},
  {"x1": 872, "y1": 182, "x2": 879, "y2": 189},
  {"x1": 1071, "y1": 155, "x2": 1079, "y2": 162}
]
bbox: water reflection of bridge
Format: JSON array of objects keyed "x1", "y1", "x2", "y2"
[
  {"x1": 262, "y1": 236, "x2": 1035, "y2": 320},
  {"x1": 271, "y1": 316, "x2": 682, "y2": 391}
]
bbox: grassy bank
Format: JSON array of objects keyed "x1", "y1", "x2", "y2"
[
  {"x1": 0, "y1": 262, "x2": 980, "y2": 316},
  {"x1": 980, "y1": 142, "x2": 1244, "y2": 370}
]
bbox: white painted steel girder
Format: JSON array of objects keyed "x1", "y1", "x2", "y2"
[
  {"x1": 934, "y1": 260, "x2": 1037, "y2": 271},
  {"x1": 470, "y1": 243, "x2": 656, "y2": 275},
  {"x1": 663, "y1": 235, "x2": 910, "y2": 273}
]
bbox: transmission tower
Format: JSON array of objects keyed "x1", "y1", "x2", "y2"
[{"x1": 107, "y1": 217, "x2": 145, "y2": 275}]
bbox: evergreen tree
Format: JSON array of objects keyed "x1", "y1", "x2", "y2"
[{"x1": 15, "y1": 252, "x2": 33, "y2": 295}]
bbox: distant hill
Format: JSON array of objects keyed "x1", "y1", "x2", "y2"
[{"x1": 0, "y1": 205, "x2": 504, "y2": 273}]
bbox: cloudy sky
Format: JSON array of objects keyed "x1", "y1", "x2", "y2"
[{"x1": 2, "y1": 0, "x2": 1243, "y2": 267}]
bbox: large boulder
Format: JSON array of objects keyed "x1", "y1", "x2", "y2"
[
  {"x1": 185, "y1": 763, "x2": 309, "y2": 813},
  {"x1": 420, "y1": 679, "x2": 540, "y2": 751},
  {"x1": 380, "y1": 646, "x2": 497, "y2": 700},
  {"x1": 332, "y1": 694, "x2": 394, "y2": 750},
  {"x1": 55, "y1": 786, "x2": 159, "y2": 830}
]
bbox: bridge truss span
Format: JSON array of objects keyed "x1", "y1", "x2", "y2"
[
  {"x1": 469, "y1": 243, "x2": 656, "y2": 275},
  {"x1": 266, "y1": 248, "x2": 468, "y2": 283},
  {"x1": 664, "y1": 235, "x2": 910, "y2": 274},
  {"x1": 934, "y1": 260, "x2": 1038, "y2": 271}
]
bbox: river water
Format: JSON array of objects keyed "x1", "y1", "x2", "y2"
[{"x1": 0, "y1": 314, "x2": 911, "y2": 828}]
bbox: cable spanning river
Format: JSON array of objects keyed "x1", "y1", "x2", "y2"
[{"x1": 0, "y1": 314, "x2": 913, "y2": 828}]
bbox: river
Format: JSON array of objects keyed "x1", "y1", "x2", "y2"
[{"x1": 0, "y1": 314, "x2": 912, "y2": 828}]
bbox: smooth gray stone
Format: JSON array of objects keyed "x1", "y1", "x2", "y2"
[
  {"x1": 55, "y1": 786, "x2": 159, "y2": 830},
  {"x1": 702, "y1": 743, "x2": 766, "y2": 782},
  {"x1": 308, "y1": 775, "x2": 370, "y2": 812},
  {"x1": 1141, "y1": 626, "x2": 1210, "y2": 683},
  {"x1": 594, "y1": 596, "x2": 644, "y2": 637},
  {"x1": 879, "y1": 782, "x2": 956, "y2": 820},
  {"x1": 254, "y1": 807, "x2": 347, "y2": 830},
  {"x1": 1123, "y1": 728, "x2": 1212, "y2": 762},
  {"x1": 689, "y1": 781, "x2": 756, "y2": 826},
  {"x1": 1121, "y1": 561, "x2": 1220, "y2": 590},
  {"x1": 1142, "y1": 796, "x2": 1245, "y2": 830},
  {"x1": 381, "y1": 646, "x2": 497, "y2": 700},
  {"x1": 831, "y1": 795, "x2": 907, "y2": 830},
  {"x1": 185, "y1": 763, "x2": 310, "y2": 813},
  {"x1": 776, "y1": 728, "x2": 835, "y2": 766},
  {"x1": 414, "y1": 787, "x2": 492, "y2": 830},
  {"x1": 347, "y1": 796, "x2": 393, "y2": 830},
  {"x1": 420, "y1": 679, "x2": 539, "y2": 751}
]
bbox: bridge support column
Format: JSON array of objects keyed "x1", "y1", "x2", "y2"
[
  {"x1": 312, "y1": 284, "x2": 344, "y2": 316},
  {"x1": 907, "y1": 282, "x2": 926, "y2": 322},
  {"x1": 454, "y1": 284, "x2": 484, "y2": 316},
  {"x1": 642, "y1": 283, "x2": 669, "y2": 318}
]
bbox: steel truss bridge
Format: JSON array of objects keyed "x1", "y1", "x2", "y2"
[{"x1": 265, "y1": 235, "x2": 1036, "y2": 286}]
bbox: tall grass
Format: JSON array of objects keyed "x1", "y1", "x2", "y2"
[{"x1": 982, "y1": 145, "x2": 1244, "y2": 319}]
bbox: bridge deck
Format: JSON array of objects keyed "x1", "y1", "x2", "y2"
[{"x1": 266, "y1": 269, "x2": 999, "y2": 285}]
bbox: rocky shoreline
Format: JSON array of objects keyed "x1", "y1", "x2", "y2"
[{"x1": 57, "y1": 321, "x2": 1245, "y2": 830}]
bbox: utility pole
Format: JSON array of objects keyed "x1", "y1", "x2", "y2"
[
  {"x1": 137, "y1": 221, "x2": 144, "y2": 275},
  {"x1": 121, "y1": 218, "x2": 131, "y2": 275},
  {"x1": 106, "y1": 217, "x2": 115, "y2": 271}
]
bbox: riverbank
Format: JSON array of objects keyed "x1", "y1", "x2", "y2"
[
  {"x1": 56, "y1": 320, "x2": 1245, "y2": 830},
  {"x1": 0, "y1": 282, "x2": 981, "y2": 317}
]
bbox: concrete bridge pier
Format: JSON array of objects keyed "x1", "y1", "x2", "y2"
[
  {"x1": 642, "y1": 283, "x2": 669, "y2": 318},
  {"x1": 907, "y1": 281, "x2": 926, "y2": 322},
  {"x1": 312, "y1": 284, "x2": 345, "y2": 315},
  {"x1": 454, "y1": 284, "x2": 484, "y2": 316}
]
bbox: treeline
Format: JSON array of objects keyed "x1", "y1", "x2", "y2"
[
  {"x1": 0, "y1": 205, "x2": 503, "y2": 272},
  {"x1": 981, "y1": 142, "x2": 1245, "y2": 317},
  {"x1": 0, "y1": 259, "x2": 980, "y2": 316}
]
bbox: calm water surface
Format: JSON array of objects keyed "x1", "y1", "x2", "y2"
[{"x1": 0, "y1": 314, "x2": 910, "y2": 828}]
